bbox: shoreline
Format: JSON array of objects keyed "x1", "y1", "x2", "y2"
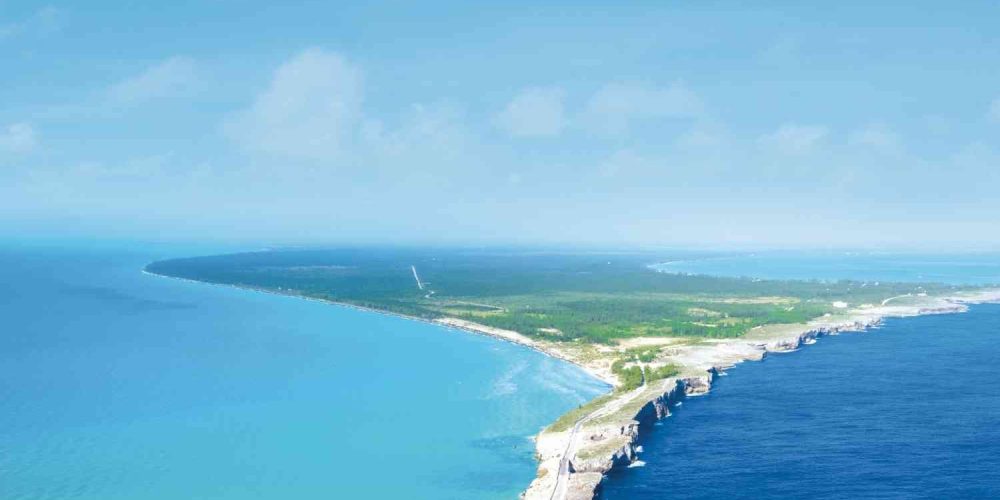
[
  {"x1": 142, "y1": 268, "x2": 1000, "y2": 500},
  {"x1": 142, "y1": 268, "x2": 615, "y2": 385},
  {"x1": 521, "y1": 288, "x2": 1000, "y2": 500}
]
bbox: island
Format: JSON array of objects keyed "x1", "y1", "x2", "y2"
[{"x1": 145, "y1": 248, "x2": 1000, "y2": 499}]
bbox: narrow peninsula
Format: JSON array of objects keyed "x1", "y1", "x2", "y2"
[{"x1": 145, "y1": 248, "x2": 1000, "y2": 500}]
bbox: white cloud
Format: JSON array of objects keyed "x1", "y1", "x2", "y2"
[
  {"x1": 1, "y1": 6, "x2": 67, "y2": 40},
  {"x1": 108, "y1": 56, "x2": 197, "y2": 104},
  {"x1": 921, "y1": 114, "x2": 952, "y2": 134},
  {"x1": 581, "y1": 82, "x2": 703, "y2": 135},
  {"x1": 224, "y1": 48, "x2": 363, "y2": 161},
  {"x1": 598, "y1": 149, "x2": 656, "y2": 178},
  {"x1": 0, "y1": 123, "x2": 37, "y2": 154},
  {"x1": 990, "y1": 98, "x2": 1000, "y2": 122},
  {"x1": 375, "y1": 103, "x2": 466, "y2": 155},
  {"x1": 676, "y1": 126, "x2": 723, "y2": 149},
  {"x1": 72, "y1": 154, "x2": 172, "y2": 178},
  {"x1": 495, "y1": 87, "x2": 566, "y2": 137},
  {"x1": 848, "y1": 123, "x2": 899, "y2": 151},
  {"x1": 757, "y1": 36, "x2": 800, "y2": 66},
  {"x1": 224, "y1": 48, "x2": 477, "y2": 177},
  {"x1": 758, "y1": 123, "x2": 828, "y2": 154},
  {"x1": 360, "y1": 102, "x2": 475, "y2": 180},
  {"x1": 950, "y1": 141, "x2": 1000, "y2": 174},
  {"x1": 31, "y1": 6, "x2": 65, "y2": 34}
]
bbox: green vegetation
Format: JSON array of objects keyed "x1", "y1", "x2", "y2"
[
  {"x1": 644, "y1": 364, "x2": 680, "y2": 381},
  {"x1": 609, "y1": 348, "x2": 680, "y2": 391},
  {"x1": 613, "y1": 364, "x2": 644, "y2": 392},
  {"x1": 147, "y1": 248, "x2": 953, "y2": 345},
  {"x1": 575, "y1": 435, "x2": 631, "y2": 461},
  {"x1": 631, "y1": 347, "x2": 659, "y2": 363},
  {"x1": 547, "y1": 393, "x2": 615, "y2": 432}
]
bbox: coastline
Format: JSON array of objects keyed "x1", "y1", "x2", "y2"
[
  {"x1": 142, "y1": 268, "x2": 1000, "y2": 500},
  {"x1": 142, "y1": 268, "x2": 615, "y2": 385},
  {"x1": 521, "y1": 288, "x2": 1000, "y2": 500}
]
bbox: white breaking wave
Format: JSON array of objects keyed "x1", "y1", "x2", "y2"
[
  {"x1": 487, "y1": 361, "x2": 527, "y2": 398},
  {"x1": 531, "y1": 358, "x2": 608, "y2": 401}
]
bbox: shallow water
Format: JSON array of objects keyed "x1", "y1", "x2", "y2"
[
  {"x1": 0, "y1": 243, "x2": 607, "y2": 499},
  {"x1": 654, "y1": 251, "x2": 1000, "y2": 285},
  {"x1": 605, "y1": 253, "x2": 1000, "y2": 499}
]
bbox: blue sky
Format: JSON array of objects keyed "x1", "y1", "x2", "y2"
[{"x1": 2, "y1": 1, "x2": 999, "y2": 248}]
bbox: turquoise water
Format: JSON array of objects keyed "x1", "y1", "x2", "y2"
[
  {"x1": 0, "y1": 243, "x2": 607, "y2": 499},
  {"x1": 606, "y1": 252, "x2": 1000, "y2": 499},
  {"x1": 653, "y1": 251, "x2": 1000, "y2": 285}
]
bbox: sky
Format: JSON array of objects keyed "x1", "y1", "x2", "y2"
[{"x1": 2, "y1": 1, "x2": 999, "y2": 249}]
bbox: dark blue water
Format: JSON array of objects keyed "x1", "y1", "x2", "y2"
[
  {"x1": 0, "y1": 243, "x2": 607, "y2": 499},
  {"x1": 606, "y1": 254, "x2": 1000, "y2": 499},
  {"x1": 602, "y1": 306, "x2": 1000, "y2": 499}
]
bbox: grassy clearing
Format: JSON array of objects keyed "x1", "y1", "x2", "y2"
[
  {"x1": 590, "y1": 384, "x2": 670, "y2": 427},
  {"x1": 576, "y1": 435, "x2": 630, "y2": 461},
  {"x1": 547, "y1": 393, "x2": 615, "y2": 433}
]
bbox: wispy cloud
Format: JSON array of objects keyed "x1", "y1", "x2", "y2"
[
  {"x1": 848, "y1": 123, "x2": 900, "y2": 151},
  {"x1": 0, "y1": 6, "x2": 67, "y2": 40},
  {"x1": 756, "y1": 36, "x2": 800, "y2": 66},
  {"x1": 223, "y1": 48, "x2": 478, "y2": 178},
  {"x1": 676, "y1": 125, "x2": 724, "y2": 149},
  {"x1": 495, "y1": 87, "x2": 566, "y2": 137},
  {"x1": 989, "y1": 97, "x2": 1000, "y2": 122},
  {"x1": 758, "y1": 123, "x2": 828, "y2": 154},
  {"x1": 107, "y1": 56, "x2": 198, "y2": 105},
  {"x1": 70, "y1": 153, "x2": 174, "y2": 179},
  {"x1": 581, "y1": 82, "x2": 702, "y2": 135},
  {"x1": 0, "y1": 123, "x2": 37, "y2": 154},
  {"x1": 223, "y1": 48, "x2": 363, "y2": 162},
  {"x1": 597, "y1": 149, "x2": 655, "y2": 178},
  {"x1": 363, "y1": 102, "x2": 471, "y2": 166}
]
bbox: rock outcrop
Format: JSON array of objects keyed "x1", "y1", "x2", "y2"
[{"x1": 525, "y1": 291, "x2": 1000, "y2": 500}]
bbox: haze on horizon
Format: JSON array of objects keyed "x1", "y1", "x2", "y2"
[{"x1": 2, "y1": 1, "x2": 999, "y2": 250}]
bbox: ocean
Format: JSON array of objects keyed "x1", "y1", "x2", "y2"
[
  {"x1": 603, "y1": 252, "x2": 1000, "y2": 499},
  {"x1": 0, "y1": 242, "x2": 607, "y2": 499},
  {"x1": 652, "y1": 251, "x2": 1000, "y2": 285}
]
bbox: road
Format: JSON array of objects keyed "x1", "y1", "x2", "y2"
[
  {"x1": 549, "y1": 383, "x2": 647, "y2": 500},
  {"x1": 881, "y1": 293, "x2": 912, "y2": 305},
  {"x1": 410, "y1": 265, "x2": 424, "y2": 290}
]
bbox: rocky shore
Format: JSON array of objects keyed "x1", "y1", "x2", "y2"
[{"x1": 520, "y1": 289, "x2": 1000, "y2": 500}]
